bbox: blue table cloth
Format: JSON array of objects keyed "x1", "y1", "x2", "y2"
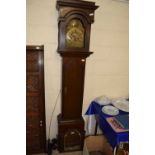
[{"x1": 85, "y1": 101, "x2": 129, "y2": 149}]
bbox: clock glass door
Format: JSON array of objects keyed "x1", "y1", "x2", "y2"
[{"x1": 66, "y1": 19, "x2": 85, "y2": 48}]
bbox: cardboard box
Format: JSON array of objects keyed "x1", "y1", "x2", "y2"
[{"x1": 83, "y1": 136, "x2": 113, "y2": 155}]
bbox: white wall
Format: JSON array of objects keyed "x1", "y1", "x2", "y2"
[{"x1": 27, "y1": 0, "x2": 128, "y2": 140}]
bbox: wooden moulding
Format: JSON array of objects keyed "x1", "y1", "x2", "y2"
[
  {"x1": 56, "y1": 0, "x2": 99, "y2": 11},
  {"x1": 26, "y1": 45, "x2": 44, "y2": 51},
  {"x1": 58, "y1": 51, "x2": 93, "y2": 58}
]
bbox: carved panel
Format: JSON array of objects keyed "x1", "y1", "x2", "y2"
[
  {"x1": 27, "y1": 52, "x2": 39, "y2": 61},
  {"x1": 26, "y1": 75, "x2": 39, "y2": 92},
  {"x1": 27, "y1": 116, "x2": 40, "y2": 129},
  {"x1": 26, "y1": 51, "x2": 40, "y2": 72},
  {"x1": 26, "y1": 61, "x2": 39, "y2": 72},
  {"x1": 27, "y1": 134, "x2": 41, "y2": 150},
  {"x1": 26, "y1": 96, "x2": 39, "y2": 113},
  {"x1": 26, "y1": 113, "x2": 41, "y2": 150}
]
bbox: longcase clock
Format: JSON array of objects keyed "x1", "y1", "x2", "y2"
[{"x1": 56, "y1": 0, "x2": 98, "y2": 152}]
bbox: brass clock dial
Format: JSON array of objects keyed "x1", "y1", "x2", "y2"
[{"x1": 66, "y1": 19, "x2": 84, "y2": 48}]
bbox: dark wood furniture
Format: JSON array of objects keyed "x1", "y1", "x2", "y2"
[
  {"x1": 56, "y1": 0, "x2": 99, "y2": 152},
  {"x1": 26, "y1": 45, "x2": 46, "y2": 154},
  {"x1": 116, "y1": 142, "x2": 129, "y2": 155}
]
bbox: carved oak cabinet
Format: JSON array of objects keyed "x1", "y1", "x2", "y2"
[
  {"x1": 26, "y1": 45, "x2": 46, "y2": 154},
  {"x1": 56, "y1": 0, "x2": 98, "y2": 152}
]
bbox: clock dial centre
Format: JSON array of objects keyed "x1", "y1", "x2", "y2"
[{"x1": 66, "y1": 19, "x2": 84, "y2": 48}]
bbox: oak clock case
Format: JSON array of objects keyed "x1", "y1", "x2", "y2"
[{"x1": 56, "y1": 0, "x2": 98, "y2": 152}]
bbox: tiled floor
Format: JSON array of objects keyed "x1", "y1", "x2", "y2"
[{"x1": 32, "y1": 150, "x2": 82, "y2": 155}]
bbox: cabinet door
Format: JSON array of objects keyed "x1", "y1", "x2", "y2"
[
  {"x1": 26, "y1": 46, "x2": 46, "y2": 154},
  {"x1": 62, "y1": 57, "x2": 86, "y2": 119}
]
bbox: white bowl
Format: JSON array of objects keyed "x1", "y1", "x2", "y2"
[
  {"x1": 94, "y1": 95, "x2": 111, "y2": 105},
  {"x1": 112, "y1": 99, "x2": 129, "y2": 112},
  {"x1": 102, "y1": 105, "x2": 119, "y2": 116}
]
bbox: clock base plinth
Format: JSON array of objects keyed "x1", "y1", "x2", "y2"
[{"x1": 57, "y1": 114, "x2": 85, "y2": 152}]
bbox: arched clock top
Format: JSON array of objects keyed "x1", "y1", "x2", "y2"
[
  {"x1": 58, "y1": 10, "x2": 93, "y2": 24},
  {"x1": 56, "y1": 0, "x2": 99, "y2": 23}
]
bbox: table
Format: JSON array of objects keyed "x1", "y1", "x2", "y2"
[{"x1": 85, "y1": 101, "x2": 129, "y2": 149}]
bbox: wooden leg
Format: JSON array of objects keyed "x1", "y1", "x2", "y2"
[{"x1": 94, "y1": 121, "x2": 98, "y2": 135}]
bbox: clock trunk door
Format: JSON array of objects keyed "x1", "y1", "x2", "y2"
[{"x1": 62, "y1": 57, "x2": 86, "y2": 119}]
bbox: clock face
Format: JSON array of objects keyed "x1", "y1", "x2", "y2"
[{"x1": 66, "y1": 19, "x2": 84, "y2": 48}]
